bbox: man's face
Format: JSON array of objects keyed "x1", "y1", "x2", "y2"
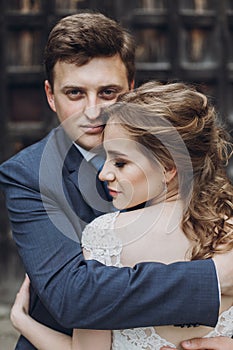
[{"x1": 45, "y1": 54, "x2": 132, "y2": 150}]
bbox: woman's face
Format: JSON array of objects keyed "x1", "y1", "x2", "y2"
[{"x1": 99, "y1": 122, "x2": 168, "y2": 210}]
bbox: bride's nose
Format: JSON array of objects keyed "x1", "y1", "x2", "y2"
[{"x1": 99, "y1": 163, "x2": 115, "y2": 182}]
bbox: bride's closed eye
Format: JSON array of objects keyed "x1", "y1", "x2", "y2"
[{"x1": 114, "y1": 160, "x2": 127, "y2": 168}]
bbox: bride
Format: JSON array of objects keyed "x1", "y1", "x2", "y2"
[{"x1": 10, "y1": 81, "x2": 233, "y2": 350}]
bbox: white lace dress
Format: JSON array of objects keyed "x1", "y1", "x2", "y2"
[{"x1": 82, "y1": 212, "x2": 233, "y2": 350}]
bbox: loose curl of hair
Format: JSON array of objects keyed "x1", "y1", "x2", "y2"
[{"x1": 104, "y1": 81, "x2": 233, "y2": 260}]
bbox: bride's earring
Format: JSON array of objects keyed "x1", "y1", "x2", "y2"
[
  {"x1": 164, "y1": 181, "x2": 168, "y2": 196},
  {"x1": 161, "y1": 174, "x2": 168, "y2": 197}
]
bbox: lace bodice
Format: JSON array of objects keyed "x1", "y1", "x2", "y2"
[
  {"x1": 82, "y1": 212, "x2": 122, "y2": 267},
  {"x1": 82, "y1": 212, "x2": 233, "y2": 350}
]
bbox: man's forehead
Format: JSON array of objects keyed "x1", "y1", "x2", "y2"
[{"x1": 53, "y1": 56, "x2": 128, "y2": 81}]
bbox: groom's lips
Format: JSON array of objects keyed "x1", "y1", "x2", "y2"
[{"x1": 83, "y1": 125, "x2": 105, "y2": 134}]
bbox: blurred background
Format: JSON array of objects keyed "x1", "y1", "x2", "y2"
[{"x1": 0, "y1": 0, "x2": 232, "y2": 347}]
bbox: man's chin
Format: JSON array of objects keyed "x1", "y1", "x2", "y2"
[{"x1": 74, "y1": 135, "x2": 103, "y2": 151}]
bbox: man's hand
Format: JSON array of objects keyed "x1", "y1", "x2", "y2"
[
  {"x1": 213, "y1": 250, "x2": 233, "y2": 295},
  {"x1": 160, "y1": 336, "x2": 233, "y2": 350}
]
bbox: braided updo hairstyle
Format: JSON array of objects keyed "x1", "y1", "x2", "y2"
[{"x1": 104, "y1": 81, "x2": 233, "y2": 260}]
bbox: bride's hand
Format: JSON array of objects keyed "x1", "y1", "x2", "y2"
[{"x1": 10, "y1": 274, "x2": 30, "y2": 331}]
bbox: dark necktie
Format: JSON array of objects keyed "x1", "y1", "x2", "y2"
[
  {"x1": 90, "y1": 155, "x2": 113, "y2": 201},
  {"x1": 90, "y1": 155, "x2": 105, "y2": 173}
]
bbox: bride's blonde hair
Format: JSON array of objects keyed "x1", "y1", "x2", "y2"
[{"x1": 104, "y1": 81, "x2": 233, "y2": 260}]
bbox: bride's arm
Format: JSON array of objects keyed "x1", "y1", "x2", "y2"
[{"x1": 11, "y1": 275, "x2": 111, "y2": 350}]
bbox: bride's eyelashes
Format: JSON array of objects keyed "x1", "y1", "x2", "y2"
[{"x1": 113, "y1": 160, "x2": 127, "y2": 168}]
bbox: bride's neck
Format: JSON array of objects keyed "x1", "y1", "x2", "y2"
[{"x1": 148, "y1": 188, "x2": 180, "y2": 207}]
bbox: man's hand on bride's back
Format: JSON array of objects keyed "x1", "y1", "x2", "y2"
[
  {"x1": 10, "y1": 274, "x2": 30, "y2": 331},
  {"x1": 213, "y1": 250, "x2": 233, "y2": 295},
  {"x1": 160, "y1": 336, "x2": 233, "y2": 350}
]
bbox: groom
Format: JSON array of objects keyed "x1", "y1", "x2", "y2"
[{"x1": 0, "y1": 12, "x2": 232, "y2": 350}]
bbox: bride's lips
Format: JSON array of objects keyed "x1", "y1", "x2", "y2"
[
  {"x1": 107, "y1": 187, "x2": 121, "y2": 198},
  {"x1": 83, "y1": 125, "x2": 104, "y2": 134}
]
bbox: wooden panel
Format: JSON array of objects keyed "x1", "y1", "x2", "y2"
[{"x1": 6, "y1": 0, "x2": 42, "y2": 13}]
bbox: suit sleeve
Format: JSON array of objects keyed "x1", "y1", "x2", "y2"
[{"x1": 0, "y1": 157, "x2": 219, "y2": 330}]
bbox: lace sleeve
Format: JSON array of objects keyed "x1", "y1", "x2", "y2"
[
  {"x1": 81, "y1": 212, "x2": 123, "y2": 267},
  {"x1": 204, "y1": 306, "x2": 233, "y2": 338}
]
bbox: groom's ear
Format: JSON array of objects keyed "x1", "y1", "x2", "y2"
[
  {"x1": 44, "y1": 80, "x2": 56, "y2": 112},
  {"x1": 164, "y1": 167, "x2": 177, "y2": 184},
  {"x1": 130, "y1": 80, "x2": 135, "y2": 90}
]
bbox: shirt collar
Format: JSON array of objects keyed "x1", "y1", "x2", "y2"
[{"x1": 72, "y1": 142, "x2": 97, "y2": 162}]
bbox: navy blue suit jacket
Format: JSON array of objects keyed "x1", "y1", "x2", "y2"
[{"x1": 0, "y1": 127, "x2": 219, "y2": 349}]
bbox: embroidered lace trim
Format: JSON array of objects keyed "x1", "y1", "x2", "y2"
[
  {"x1": 82, "y1": 212, "x2": 233, "y2": 350},
  {"x1": 82, "y1": 212, "x2": 122, "y2": 267}
]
